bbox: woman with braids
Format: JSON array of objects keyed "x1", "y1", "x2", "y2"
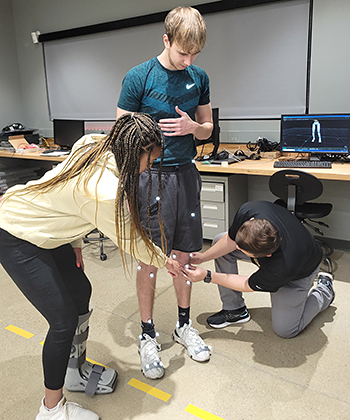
[{"x1": 0, "y1": 113, "x2": 179, "y2": 420}]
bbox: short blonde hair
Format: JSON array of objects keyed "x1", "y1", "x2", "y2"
[{"x1": 164, "y1": 6, "x2": 206, "y2": 54}]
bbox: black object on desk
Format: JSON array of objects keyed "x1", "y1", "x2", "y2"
[
  {"x1": 209, "y1": 157, "x2": 239, "y2": 165},
  {"x1": 274, "y1": 160, "x2": 332, "y2": 169},
  {"x1": 41, "y1": 149, "x2": 58, "y2": 154}
]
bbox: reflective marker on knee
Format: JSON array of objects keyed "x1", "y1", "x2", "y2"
[{"x1": 185, "y1": 264, "x2": 191, "y2": 285}]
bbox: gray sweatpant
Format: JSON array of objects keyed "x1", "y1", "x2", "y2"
[{"x1": 213, "y1": 232, "x2": 333, "y2": 338}]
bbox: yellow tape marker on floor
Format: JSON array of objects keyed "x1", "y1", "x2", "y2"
[
  {"x1": 6, "y1": 324, "x2": 34, "y2": 339},
  {"x1": 185, "y1": 404, "x2": 225, "y2": 420},
  {"x1": 86, "y1": 357, "x2": 109, "y2": 369},
  {"x1": 128, "y1": 378, "x2": 171, "y2": 402}
]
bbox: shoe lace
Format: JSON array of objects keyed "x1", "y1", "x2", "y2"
[
  {"x1": 142, "y1": 335, "x2": 161, "y2": 363},
  {"x1": 180, "y1": 324, "x2": 203, "y2": 347},
  {"x1": 63, "y1": 401, "x2": 82, "y2": 419}
]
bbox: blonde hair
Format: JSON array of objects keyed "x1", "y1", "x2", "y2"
[
  {"x1": 164, "y1": 6, "x2": 206, "y2": 54},
  {"x1": 2, "y1": 113, "x2": 166, "y2": 270}
]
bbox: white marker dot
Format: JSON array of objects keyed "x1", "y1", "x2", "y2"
[{"x1": 191, "y1": 213, "x2": 195, "y2": 217}]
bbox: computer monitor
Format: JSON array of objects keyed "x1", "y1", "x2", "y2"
[
  {"x1": 195, "y1": 107, "x2": 220, "y2": 160},
  {"x1": 53, "y1": 119, "x2": 85, "y2": 150},
  {"x1": 280, "y1": 113, "x2": 350, "y2": 158}
]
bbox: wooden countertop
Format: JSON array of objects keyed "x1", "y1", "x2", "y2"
[
  {"x1": 196, "y1": 158, "x2": 350, "y2": 181},
  {"x1": 0, "y1": 149, "x2": 67, "y2": 162},
  {"x1": 1, "y1": 147, "x2": 350, "y2": 181}
]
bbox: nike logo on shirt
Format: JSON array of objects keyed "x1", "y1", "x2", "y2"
[{"x1": 186, "y1": 83, "x2": 195, "y2": 89}]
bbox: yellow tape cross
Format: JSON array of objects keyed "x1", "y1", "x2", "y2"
[
  {"x1": 185, "y1": 404, "x2": 225, "y2": 420},
  {"x1": 128, "y1": 378, "x2": 171, "y2": 402},
  {"x1": 5, "y1": 324, "x2": 34, "y2": 339}
]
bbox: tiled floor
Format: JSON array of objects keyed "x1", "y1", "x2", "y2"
[{"x1": 0, "y1": 239, "x2": 349, "y2": 420}]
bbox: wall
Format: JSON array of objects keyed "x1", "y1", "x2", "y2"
[
  {"x1": 0, "y1": 0, "x2": 24, "y2": 129},
  {"x1": 8, "y1": 0, "x2": 211, "y2": 135},
  {"x1": 5, "y1": 0, "x2": 350, "y2": 129},
  {"x1": 309, "y1": 0, "x2": 350, "y2": 113}
]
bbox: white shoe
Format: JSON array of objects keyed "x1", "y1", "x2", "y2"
[
  {"x1": 138, "y1": 333, "x2": 164, "y2": 379},
  {"x1": 36, "y1": 396, "x2": 99, "y2": 420},
  {"x1": 173, "y1": 320, "x2": 211, "y2": 362}
]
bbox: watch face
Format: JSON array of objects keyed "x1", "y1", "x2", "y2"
[{"x1": 204, "y1": 270, "x2": 211, "y2": 283}]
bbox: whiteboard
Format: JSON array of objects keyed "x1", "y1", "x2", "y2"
[{"x1": 43, "y1": 0, "x2": 310, "y2": 120}]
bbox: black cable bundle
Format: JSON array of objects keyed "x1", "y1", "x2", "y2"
[{"x1": 247, "y1": 137, "x2": 280, "y2": 153}]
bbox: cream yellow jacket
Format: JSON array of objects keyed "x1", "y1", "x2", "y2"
[{"x1": 0, "y1": 134, "x2": 166, "y2": 269}]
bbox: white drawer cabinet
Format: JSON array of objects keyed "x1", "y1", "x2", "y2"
[{"x1": 200, "y1": 174, "x2": 248, "y2": 240}]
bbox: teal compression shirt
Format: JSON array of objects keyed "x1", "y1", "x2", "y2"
[{"x1": 117, "y1": 57, "x2": 210, "y2": 166}]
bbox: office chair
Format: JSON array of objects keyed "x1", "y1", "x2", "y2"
[
  {"x1": 269, "y1": 169, "x2": 333, "y2": 273},
  {"x1": 83, "y1": 229, "x2": 108, "y2": 261}
]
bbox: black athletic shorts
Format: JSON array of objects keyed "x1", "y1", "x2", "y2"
[{"x1": 139, "y1": 162, "x2": 203, "y2": 255}]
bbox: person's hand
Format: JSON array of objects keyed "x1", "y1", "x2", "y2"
[
  {"x1": 166, "y1": 257, "x2": 181, "y2": 277},
  {"x1": 188, "y1": 252, "x2": 204, "y2": 265},
  {"x1": 73, "y1": 247, "x2": 85, "y2": 271},
  {"x1": 180, "y1": 264, "x2": 207, "y2": 283},
  {"x1": 158, "y1": 106, "x2": 195, "y2": 136}
]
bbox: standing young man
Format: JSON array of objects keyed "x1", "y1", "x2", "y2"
[
  {"x1": 182, "y1": 201, "x2": 335, "y2": 339},
  {"x1": 117, "y1": 6, "x2": 213, "y2": 379}
]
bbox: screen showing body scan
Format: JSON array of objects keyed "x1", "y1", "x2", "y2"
[{"x1": 280, "y1": 114, "x2": 350, "y2": 154}]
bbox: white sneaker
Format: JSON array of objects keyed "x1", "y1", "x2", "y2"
[
  {"x1": 36, "y1": 396, "x2": 99, "y2": 420},
  {"x1": 173, "y1": 320, "x2": 211, "y2": 362},
  {"x1": 138, "y1": 333, "x2": 164, "y2": 379}
]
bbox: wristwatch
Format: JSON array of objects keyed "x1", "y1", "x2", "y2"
[{"x1": 204, "y1": 269, "x2": 212, "y2": 283}]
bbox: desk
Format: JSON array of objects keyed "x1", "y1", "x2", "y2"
[
  {"x1": 196, "y1": 158, "x2": 350, "y2": 181},
  {"x1": 196, "y1": 157, "x2": 350, "y2": 247},
  {"x1": 0, "y1": 149, "x2": 67, "y2": 163}
]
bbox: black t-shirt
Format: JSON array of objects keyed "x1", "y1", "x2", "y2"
[{"x1": 229, "y1": 201, "x2": 323, "y2": 292}]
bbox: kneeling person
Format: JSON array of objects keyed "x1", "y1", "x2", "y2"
[{"x1": 182, "y1": 201, "x2": 334, "y2": 339}]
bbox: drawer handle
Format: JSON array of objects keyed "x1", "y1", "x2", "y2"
[
  {"x1": 202, "y1": 205, "x2": 218, "y2": 210},
  {"x1": 202, "y1": 187, "x2": 217, "y2": 192},
  {"x1": 202, "y1": 185, "x2": 224, "y2": 192},
  {"x1": 203, "y1": 223, "x2": 219, "y2": 228}
]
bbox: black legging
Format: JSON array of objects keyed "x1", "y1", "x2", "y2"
[{"x1": 0, "y1": 229, "x2": 92, "y2": 390}]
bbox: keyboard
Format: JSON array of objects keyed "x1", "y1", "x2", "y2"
[{"x1": 274, "y1": 160, "x2": 332, "y2": 169}]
